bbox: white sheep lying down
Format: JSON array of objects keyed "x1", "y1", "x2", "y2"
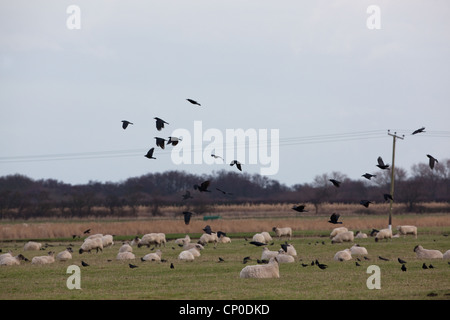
[
  {"x1": 334, "y1": 249, "x2": 352, "y2": 261},
  {"x1": 56, "y1": 248, "x2": 73, "y2": 261},
  {"x1": 31, "y1": 252, "x2": 55, "y2": 265},
  {"x1": 178, "y1": 250, "x2": 195, "y2": 261},
  {"x1": 330, "y1": 227, "x2": 348, "y2": 239},
  {"x1": 276, "y1": 251, "x2": 295, "y2": 263},
  {"x1": 24, "y1": 241, "x2": 42, "y2": 251},
  {"x1": 443, "y1": 250, "x2": 450, "y2": 259},
  {"x1": 119, "y1": 243, "x2": 133, "y2": 253},
  {"x1": 174, "y1": 235, "x2": 191, "y2": 246},
  {"x1": 414, "y1": 245, "x2": 443, "y2": 259},
  {"x1": 355, "y1": 231, "x2": 368, "y2": 239},
  {"x1": 261, "y1": 247, "x2": 279, "y2": 261},
  {"x1": 350, "y1": 244, "x2": 368, "y2": 255},
  {"x1": 252, "y1": 233, "x2": 267, "y2": 244},
  {"x1": 396, "y1": 225, "x2": 417, "y2": 238},
  {"x1": 331, "y1": 231, "x2": 354, "y2": 244},
  {"x1": 272, "y1": 227, "x2": 292, "y2": 240},
  {"x1": 240, "y1": 257, "x2": 280, "y2": 278},
  {"x1": 0, "y1": 253, "x2": 27, "y2": 266},
  {"x1": 141, "y1": 249, "x2": 162, "y2": 262},
  {"x1": 198, "y1": 233, "x2": 219, "y2": 246},
  {"x1": 116, "y1": 251, "x2": 136, "y2": 260},
  {"x1": 374, "y1": 228, "x2": 393, "y2": 242}
]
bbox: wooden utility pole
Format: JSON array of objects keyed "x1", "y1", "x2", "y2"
[{"x1": 387, "y1": 130, "x2": 404, "y2": 230}]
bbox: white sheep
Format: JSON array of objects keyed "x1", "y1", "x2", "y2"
[
  {"x1": 0, "y1": 253, "x2": 27, "y2": 266},
  {"x1": 116, "y1": 251, "x2": 136, "y2": 260},
  {"x1": 252, "y1": 233, "x2": 267, "y2": 244},
  {"x1": 443, "y1": 250, "x2": 450, "y2": 259},
  {"x1": 218, "y1": 234, "x2": 232, "y2": 244},
  {"x1": 119, "y1": 243, "x2": 133, "y2": 253},
  {"x1": 158, "y1": 233, "x2": 167, "y2": 247},
  {"x1": 355, "y1": 231, "x2": 368, "y2": 239},
  {"x1": 331, "y1": 231, "x2": 354, "y2": 244},
  {"x1": 138, "y1": 233, "x2": 164, "y2": 248},
  {"x1": 350, "y1": 244, "x2": 368, "y2": 255},
  {"x1": 198, "y1": 233, "x2": 219, "y2": 247},
  {"x1": 240, "y1": 257, "x2": 280, "y2": 278},
  {"x1": 413, "y1": 245, "x2": 443, "y2": 259},
  {"x1": 276, "y1": 250, "x2": 295, "y2": 263},
  {"x1": 330, "y1": 227, "x2": 348, "y2": 239},
  {"x1": 183, "y1": 243, "x2": 204, "y2": 251},
  {"x1": 261, "y1": 247, "x2": 279, "y2": 261},
  {"x1": 260, "y1": 232, "x2": 273, "y2": 243},
  {"x1": 101, "y1": 234, "x2": 114, "y2": 248},
  {"x1": 31, "y1": 252, "x2": 55, "y2": 265},
  {"x1": 23, "y1": 241, "x2": 42, "y2": 251},
  {"x1": 86, "y1": 233, "x2": 103, "y2": 240},
  {"x1": 175, "y1": 235, "x2": 191, "y2": 246},
  {"x1": 334, "y1": 249, "x2": 352, "y2": 261},
  {"x1": 281, "y1": 243, "x2": 297, "y2": 257},
  {"x1": 79, "y1": 237, "x2": 103, "y2": 254},
  {"x1": 178, "y1": 250, "x2": 195, "y2": 261},
  {"x1": 396, "y1": 225, "x2": 417, "y2": 238},
  {"x1": 56, "y1": 248, "x2": 73, "y2": 261},
  {"x1": 141, "y1": 249, "x2": 162, "y2": 262},
  {"x1": 130, "y1": 236, "x2": 141, "y2": 246},
  {"x1": 188, "y1": 247, "x2": 202, "y2": 257},
  {"x1": 272, "y1": 227, "x2": 292, "y2": 240},
  {"x1": 374, "y1": 228, "x2": 392, "y2": 242}
]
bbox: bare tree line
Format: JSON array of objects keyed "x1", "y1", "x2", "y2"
[{"x1": 0, "y1": 158, "x2": 449, "y2": 219}]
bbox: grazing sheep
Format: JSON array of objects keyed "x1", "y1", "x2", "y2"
[
  {"x1": 414, "y1": 245, "x2": 443, "y2": 259},
  {"x1": 116, "y1": 251, "x2": 136, "y2": 260},
  {"x1": 0, "y1": 254, "x2": 27, "y2": 266},
  {"x1": 261, "y1": 247, "x2": 279, "y2": 261},
  {"x1": 331, "y1": 231, "x2": 354, "y2": 244},
  {"x1": 198, "y1": 233, "x2": 219, "y2": 247},
  {"x1": 138, "y1": 233, "x2": 164, "y2": 248},
  {"x1": 174, "y1": 235, "x2": 191, "y2": 246},
  {"x1": 141, "y1": 249, "x2": 162, "y2": 262},
  {"x1": 276, "y1": 251, "x2": 295, "y2": 263},
  {"x1": 396, "y1": 225, "x2": 418, "y2": 238},
  {"x1": 119, "y1": 243, "x2": 133, "y2": 253},
  {"x1": 178, "y1": 250, "x2": 195, "y2": 261},
  {"x1": 330, "y1": 227, "x2": 348, "y2": 239},
  {"x1": 355, "y1": 231, "x2": 368, "y2": 239},
  {"x1": 443, "y1": 250, "x2": 450, "y2": 259},
  {"x1": 272, "y1": 227, "x2": 292, "y2": 240},
  {"x1": 101, "y1": 234, "x2": 114, "y2": 248},
  {"x1": 31, "y1": 252, "x2": 55, "y2": 265},
  {"x1": 23, "y1": 241, "x2": 42, "y2": 251},
  {"x1": 334, "y1": 249, "x2": 352, "y2": 261},
  {"x1": 79, "y1": 237, "x2": 103, "y2": 254},
  {"x1": 252, "y1": 233, "x2": 267, "y2": 244},
  {"x1": 374, "y1": 228, "x2": 392, "y2": 242},
  {"x1": 260, "y1": 232, "x2": 273, "y2": 243},
  {"x1": 240, "y1": 257, "x2": 280, "y2": 278},
  {"x1": 56, "y1": 248, "x2": 73, "y2": 261},
  {"x1": 350, "y1": 244, "x2": 368, "y2": 255}
]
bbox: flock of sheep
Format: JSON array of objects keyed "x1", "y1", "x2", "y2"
[{"x1": 1, "y1": 225, "x2": 449, "y2": 282}]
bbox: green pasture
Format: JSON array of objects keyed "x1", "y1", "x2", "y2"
[{"x1": 0, "y1": 228, "x2": 449, "y2": 300}]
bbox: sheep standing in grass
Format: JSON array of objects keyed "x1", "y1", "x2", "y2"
[
  {"x1": 272, "y1": 227, "x2": 292, "y2": 240},
  {"x1": 79, "y1": 237, "x2": 103, "y2": 254},
  {"x1": 331, "y1": 231, "x2": 354, "y2": 244},
  {"x1": 0, "y1": 253, "x2": 27, "y2": 266},
  {"x1": 56, "y1": 248, "x2": 73, "y2": 261},
  {"x1": 178, "y1": 250, "x2": 195, "y2": 261},
  {"x1": 350, "y1": 244, "x2": 368, "y2": 255},
  {"x1": 413, "y1": 245, "x2": 443, "y2": 259},
  {"x1": 396, "y1": 225, "x2": 417, "y2": 238},
  {"x1": 116, "y1": 251, "x2": 135, "y2": 260},
  {"x1": 240, "y1": 257, "x2": 280, "y2": 278},
  {"x1": 334, "y1": 249, "x2": 352, "y2": 261},
  {"x1": 330, "y1": 227, "x2": 348, "y2": 239},
  {"x1": 138, "y1": 233, "x2": 164, "y2": 248},
  {"x1": 374, "y1": 228, "x2": 392, "y2": 242},
  {"x1": 31, "y1": 252, "x2": 55, "y2": 265},
  {"x1": 24, "y1": 241, "x2": 42, "y2": 251},
  {"x1": 141, "y1": 249, "x2": 162, "y2": 262}
]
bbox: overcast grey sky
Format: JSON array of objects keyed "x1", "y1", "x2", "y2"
[{"x1": 1, "y1": 0, "x2": 449, "y2": 186}]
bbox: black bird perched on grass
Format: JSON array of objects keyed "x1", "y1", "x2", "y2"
[
  {"x1": 378, "y1": 256, "x2": 389, "y2": 261},
  {"x1": 154, "y1": 117, "x2": 169, "y2": 131},
  {"x1": 218, "y1": 257, "x2": 225, "y2": 263},
  {"x1": 144, "y1": 147, "x2": 156, "y2": 159},
  {"x1": 329, "y1": 179, "x2": 341, "y2": 188},
  {"x1": 422, "y1": 263, "x2": 428, "y2": 269},
  {"x1": 356, "y1": 262, "x2": 361, "y2": 267},
  {"x1": 81, "y1": 261, "x2": 89, "y2": 267},
  {"x1": 362, "y1": 173, "x2": 376, "y2": 180},
  {"x1": 398, "y1": 258, "x2": 407, "y2": 264},
  {"x1": 360, "y1": 200, "x2": 372, "y2": 208},
  {"x1": 301, "y1": 263, "x2": 308, "y2": 267},
  {"x1": 426, "y1": 154, "x2": 438, "y2": 170},
  {"x1": 412, "y1": 127, "x2": 425, "y2": 135},
  {"x1": 328, "y1": 212, "x2": 342, "y2": 224},
  {"x1": 249, "y1": 241, "x2": 266, "y2": 247},
  {"x1": 129, "y1": 263, "x2": 138, "y2": 269},
  {"x1": 383, "y1": 193, "x2": 394, "y2": 202},
  {"x1": 182, "y1": 190, "x2": 193, "y2": 200},
  {"x1": 242, "y1": 256, "x2": 251, "y2": 264},
  {"x1": 121, "y1": 120, "x2": 133, "y2": 129},
  {"x1": 154, "y1": 137, "x2": 167, "y2": 149},
  {"x1": 183, "y1": 211, "x2": 194, "y2": 225},
  {"x1": 317, "y1": 262, "x2": 328, "y2": 270},
  {"x1": 230, "y1": 160, "x2": 242, "y2": 171},
  {"x1": 428, "y1": 264, "x2": 435, "y2": 269},
  {"x1": 376, "y1": 156, "x2": 390, "y2": 170},
  {"x1": 292, "y1": 205, "x2": 307, "y2": 213},
  {"x1": 194, "y1": 180, "x2": 211, "y2": 192},
  {"x1": 401, "y1": 264, "x2": 407, "y2": 272},
  {"x1": 170, "y1": 263, "x2": 174, "y2": 269},
  {"x1": 186, "y1": 98, "x2": 201, "y2": 106}
]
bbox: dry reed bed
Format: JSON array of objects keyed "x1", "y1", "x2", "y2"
[{"x1": 1, "y1": 214, "x2": 449, "y2": 240}]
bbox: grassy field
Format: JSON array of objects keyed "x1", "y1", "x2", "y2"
[{"x1": 0, "y1": 215, "x2": 449, "y2": 301}]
